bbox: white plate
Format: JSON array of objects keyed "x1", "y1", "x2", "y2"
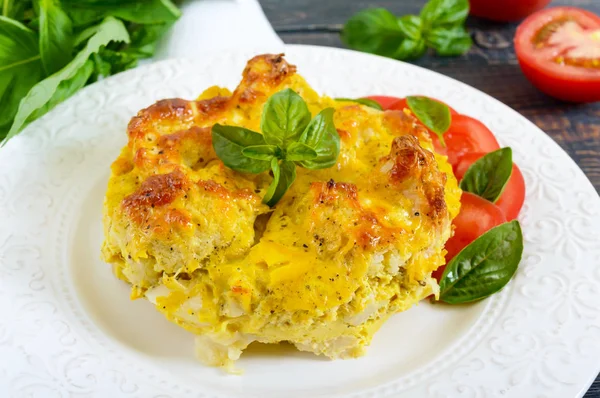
[{"x1": 1, "y1": 45, "x2": 599, "y2": 398}]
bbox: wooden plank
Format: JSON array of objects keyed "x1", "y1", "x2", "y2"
[{"x1": 262, "y1": 0, "x2": 600, "y2": 29}]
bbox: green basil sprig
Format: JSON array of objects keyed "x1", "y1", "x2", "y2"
[
  {"x1": 212, "y1": 88, "x2": 340, "y2": 207},
  {"x1": 341, "y1": 0, "x2": 472, "y2": 61},
  {"x1": 406, "y1": 96, "x2": 451, "y2": 146},
  {"x1": 460, "y1": 148, "x2": 513, "y2": 203},
  {"x1": 0, "y1": 0, "x2": 181, "y2": 144},
  {"x1": 438, "y1": 220, "x2": 523, "y2": 304},
  {"x1": 334, "y1": 97, "x2": 383, "y2": 110}
]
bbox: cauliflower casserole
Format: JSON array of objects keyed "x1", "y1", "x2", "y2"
[{"x1": 102, "y1": 54, "x2": 461, "y2": 371}]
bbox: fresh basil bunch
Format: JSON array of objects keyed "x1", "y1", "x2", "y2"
[
  {"x1": 341, "y1": 0, "x2": 472, "y2": 60},
  {"x1": 0, "y1": 0, "x2": 181, "y2": 144},
  {"x1": 212, "y1": 89, "x2": 340, "y2": 207}
]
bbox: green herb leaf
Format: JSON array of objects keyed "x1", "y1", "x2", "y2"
[
  {"x1": 341, "y1": 8, "x2": 404, "y2": 59},
  {"x1": 426, "y1": 25, "x2": 472, "y2": 56},
  {"x1": 39, "y1": 0, "x2": 73, "y2": 75},
  {"x1": 438, "y1": 221, "x2": 523, "y2": 304},
  {"x1": 3, "y1": 16, "x2": 129, "y2": 143},
  {"x1": 397, "y1": 15, "x2": 422, "y2": 40},
  {"x1": 335, "y1": 97, "x2": 382, "y2": 110},
  {"x1": 2, "y1": 0, "x2": 32, "y2": 20},
  {"x1": 242, "y1": 144, "x2": 280, "y2": 161},
  {"x1": 260, "y1": 88, "x2": 312, "y2": 147},
  {"x1": 341, "y1": 0, "x2": 472, "y2": 61},
  {"x1": 63, "y1": 0, "x2": 181, "y2": 26},
  {"x1": 406, "y1": 95, "x2": 451, "y2": 146},
  {"x1": 460, "y1": 148, "x2": 513, "y2": 203},
  {"x1": 263, "y1": 159, "x2": 296, "y2": 207},
  {"x1": 26, "y1": 59, "x2": 94, "y2": 123},
  {"x1": 211, "y1": 124, "x2": 271, "y2": 173},
  {"x1": 28, "y1": 58, "x2": 94, "y2": 124},
  {"x1": 0, "y1": 16, "x2": 42, "y2": 138},
  {"x1": 420, "y1": 0, "x2": 469, "y2": 29},
  {"x1": 286, "y1": 142, "x2": 318, "y2": 162},
  {"x1": 298, "y1": 108, "x2": 340, "y2": 170},
  {"x1": 395, "y1": 38, "x2": 427, "y2": 60}
]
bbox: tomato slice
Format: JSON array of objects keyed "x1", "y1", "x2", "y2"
[
  {"x1": 363, "y1": 96, "x2": 403, "y2": 110},
  {"x1": 433, "y1": 192, "x2": 507, "y2": 281},
  {"x1": 434, "y1": 115, "x2": 501, "y2": 168},
  {"x1": 515, "y1": 7, "x2": 600, "y2": 102},
  {"x1": 455, "y1": 152, "x2": 526, "y2": 221},
  {"x1": 495, "y1": 165, "x2": 526, "y2": 221},
  {"x1": 387, "y1": 97, "x2": 458, "y2": 115},
  {"x1": 470, "y1": 0, "x2": 551, "y2": 22}
]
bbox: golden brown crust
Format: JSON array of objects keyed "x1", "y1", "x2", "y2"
[
  {"x1": 382, "y1": 110, "x2": 430, "y2": 142},
  {"x1": 233, "y1": 54, "x2": 296, "y2": 103},
  {"x1": 128, "y1": 98, "x2": 195, "y2": 142},
  {"x1": 122, "y1": 170, "x2": 189, "y2": 223},
  {"x1": 381, "y1": 135, "x2": 447, "y2": 223},
  {"x1": 309, "y1": 180, "x2": 401, "y2": 250}
]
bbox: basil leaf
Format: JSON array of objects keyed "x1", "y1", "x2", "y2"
[
  {"x1": 0, "y1": 16, "x2": 42, "y2": 138},
  {"x1": 299, "y1": 108, "x2": 335, "y2": 148},
  {"x1": 286, "y1": 142, "x2": 318, "y2": 162},
  {"x1": 341, "y1": 8, "x2": 404, "y2": 59},
  {"x1": 335, "y1": 98, "x2": 382, "y2": 110},
  {"x1": 91, "y1": 47, "x2": 138, "y2": 79},
  {"x1": 2, "y1": 0, "x2": 31, "y2": 20},
  {"x1": 395, "y1": 38, "x2": 427, "y2": 60},
  {"x1": 260, "y1": 88, "x2": 311, "y2": 147},
  {"x1": 460, "y1": 148, "x2": 513, "y2": 203},
  {"x1": 426, "y1": 26, "x2": 472, "y2": 56},
  {"x1": 63, "y1": 0, "x2": 181, "y2": 26},
  {"x1": 298, "y1": 108, "x2": 340, "y2": 170},
  {"x1": 39, "y1": 0, "x2": 73, "y2": 75},
  {"x1": 27, "y1": 59, "x2": 94, "y2": 124},
  {"x1": 3, "y1": 16, "x2": 129, "y2": 143},
  {"x1": 420, "y1": 0, "x2": 469, "y2": 29},
  {"x1": 211, "y1": 124, "x2": 270, "y2": 173},
  {"x1": 126, "y1": 22, "x2": 173, "y2": 58},
  {"x1": 242, "y1": 144, "x2": 280, "y2": 161},
  {"x1": 397, "y1": 15, "x2": 422, "y2": 41},
  {"x1": 406, "y1": 96, "x2": 451, "y2": 146},
  {"x1": 438, "y1": 221, "x2": 523, "y2": 304},
  {"x1": 27, "y1": 59, "x2": 94, "y2": 123},
  {"x1": 263, "y1": 159, "x2": 296, "y2": 207}
]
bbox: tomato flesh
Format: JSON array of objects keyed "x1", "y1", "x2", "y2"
[
  {"x1": 495, "y1": 164, "x2": 526, "y2": 221},
  {"x1": 363, "y1": 96, "x2": 404, "y2": 110},
  {"x1": 455, "y1": 152, "x2": 526, "y2": 221},
  {"x1": 433, "y1": 192, "x2": 507, "y2": 280},
  {"x1": 436, "y1": 115, "x2": 501, "y2": 168},
  {"x1": 470, "y1": 0, "x2": 551, "y2": 22},
  {"x1": 515, "y1": 7, "x2": 600, "y2": 102}
]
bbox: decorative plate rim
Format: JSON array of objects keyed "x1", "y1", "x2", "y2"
[{"x1": 0, "y1": 44, "x2": 599, "y2": 398}]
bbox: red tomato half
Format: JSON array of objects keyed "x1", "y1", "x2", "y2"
[
  {"x1": 515, "y1": 7, "x2": 600, "y2": 103},
  {"x1": 433, "y1": 192, "x2": 507, "y2": 280},
  {"x1": 363, "y1": 96, "x2": 403, "y2": 110},
  {"x1": 470, "y1": 0, "x2": 551, "y2": 22},
  {"x1": 455, "y1": 152, "x2": 526, "y2": 221},
  {"x1": 387, "y1": 97, "x2": 458, "y2": 115},
  {"x1": 436, "y1": 115, "x2": 501, "y2": 168}
]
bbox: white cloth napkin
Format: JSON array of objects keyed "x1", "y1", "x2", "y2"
[{"x1": 154, "y1": 0, "x2": 284, "y2": 60}]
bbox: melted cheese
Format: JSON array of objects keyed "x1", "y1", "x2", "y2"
[{"x1": 102, "y1": 54, "x2": 461, "y2": 371}]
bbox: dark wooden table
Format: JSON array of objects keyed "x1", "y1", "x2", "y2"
[{"x1": 259, "y1": 0, "x2": 600, "y2": 396}]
